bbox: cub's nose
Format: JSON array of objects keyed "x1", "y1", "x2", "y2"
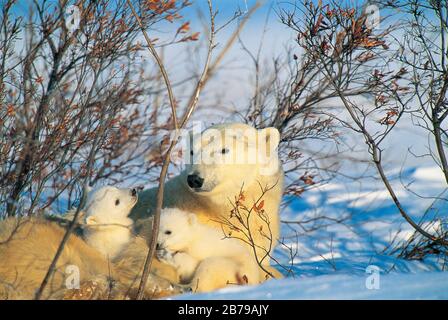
[
  {"x1": 156, "y1": 243, "x2": 161, "y2": 250},
  {"x1": 187, "y1": 174, "x2": 204, "y2": 189},
  {"x1": 131, "y1": 188, "x2": 137, "y2": 197}
]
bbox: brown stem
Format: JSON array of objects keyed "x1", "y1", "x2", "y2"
[
  {"x1": 35, "y1": 107, "x2": 107, "y2": 299},
  {"x1": 179, "y1": 1, "x2": 261, "y2": 122},
  {"x1": 432, "y1": 73, "x2": 448, "y2": 185},
  {"x1": 125, "y1": 0, "x2": 178, "y2": 130},
  {"x1": 34, "y1": 189, "x2": 86, "y2": 299},
  {"x1": 433, "y1": 118, "x2": 448, "y2": 185},
  {"x1": 129, "y1": 0, "x2": 215, "y2": 299},
  {"x1": 335, "y1": 83, "x2": 448, "y2": 246}
]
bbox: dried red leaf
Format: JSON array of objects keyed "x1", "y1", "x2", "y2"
[{"x1": 177, "y1": 22, "x2": 190, "y2": 34}]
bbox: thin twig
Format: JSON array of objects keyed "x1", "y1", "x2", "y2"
[
  {"x1": 128, "y1": 0, "x2": 216, "y2": 299},
  {"x1": 35, "y1": 123, "x2": 104, "y2": 299},
  {"x1": 179, "y1": 2, "x2": 261, "y2": 122},
  {"x1": 126, "y1": 0, "x2": 178, "y2": 130}
]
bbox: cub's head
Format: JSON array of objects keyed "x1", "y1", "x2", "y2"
[
  {"x1": 83, "y1": 186, "x2": 138, "y2": 226},
  {"x1": 157, "y1": 208, "x2": 197, "y2": 254},
  {"x1": 184, "y1": 123, "x2": 281, "y2": 196}
]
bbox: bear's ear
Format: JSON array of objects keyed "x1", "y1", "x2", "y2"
[
  {"x1": 187, "y1": 213, "x2": 197, "y2": 226},
  {"x1": 85, "y1": 215, "x2": 98, "y2": 225},
  {"x1": 260, "y1": 127, "x2": 280, "y2": 156}
]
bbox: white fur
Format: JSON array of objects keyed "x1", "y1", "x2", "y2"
[
  {"x1": 82, "y1": 186, "x2": 137, "y2": 259},
  {"x1": 157, "y1": 208, "x2": 261, "y2": 291},
  {"x1": 157, "y1": 251, "x2": 199, "y2": 284},
  {"x1": 131, "y1": 123, "x2": 284, "y2": 280}
]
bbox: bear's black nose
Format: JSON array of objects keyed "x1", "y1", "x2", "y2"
[
  {"x1": 131, "y1": 188, "x2": 137, "y2": 196},
  {"x1": 187, "y1": 174, "x2": 204, "y2": 189}
]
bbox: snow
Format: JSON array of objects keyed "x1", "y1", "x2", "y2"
[
  {"x1": 413, "y1": 167, "x2": 446, "y2": 183},
  {"x1": 175, "y1": 272, "x2": 448, "y2": 300},
  {"x1": 170, "y1": 165, "x2": 448, "y2": 300}
]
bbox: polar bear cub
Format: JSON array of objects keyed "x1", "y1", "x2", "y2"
[
  {"x1": 158, "y1": 251, "x2": 199, "y2": 284},
  {"x1": 81, "y1": 186, "x2": 138, "y2": 259},
  {"x1": 157, "y1": 208, "x2": 261, "y2": 292}
]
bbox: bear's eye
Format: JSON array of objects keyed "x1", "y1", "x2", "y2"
[
  {"x1": 165, "y1": 230, "x2": 172, "y2": 235},
  {"x1": 221, "y1": 148, "x2": 229, "y2": 154},
  {"x1": 190, "y1": 150, "x2": 194, "y2": 156},
  {"x1": 115, "y1": 199, "x2": 120, "y2": 206}
]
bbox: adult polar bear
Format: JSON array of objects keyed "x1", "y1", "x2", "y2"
[{"x1": 131, "y1": 123, "x2": 284, "y2": 279}]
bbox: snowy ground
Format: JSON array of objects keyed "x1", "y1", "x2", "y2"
[
  {"x1": 173, "y1": 166, "x2": 448, "y2": 299},
  {"x1": 175, "y1": 272, "x2": 448, "y2": 300}
]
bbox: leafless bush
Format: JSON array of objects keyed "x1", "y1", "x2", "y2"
[
  {"x1": 276, "y1": 0, "x2": 448, "y2": 256},
  {"x1": 0, "y1": 0, "x2": 197, "y2": 218},
  {"x1": 394, "y1": 218, "x2": 448, "y2": 267},
  {"x1": 215, "y1": 184, "x2": 300, "y2": 279},
  {"x1": 232, "y1": 2, "x2": 392, "y2": 201},
  {"x1": 380, "y1": 0, "x2": 448, "y2": 259}
]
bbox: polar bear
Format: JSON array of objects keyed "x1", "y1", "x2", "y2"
[
  {"x1": 0, "y1": 186, "x2": 179, "y2": 299},
  {"x1": 157, "y1": 251, "x2": 198, "y2": 284},
  {"x1": 156, "y1": 208, "x2": 261, "y2": 292},
  {"x1": 131, "y1": 123, "x2": 284, "y2": 280},
  {"x1": 82, "y1": 186, "x2": 137, "y2": 259}
]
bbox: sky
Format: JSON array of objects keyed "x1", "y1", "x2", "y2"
[{"x1": 159, "y1": 0, "x2": 295, "y2": 112}]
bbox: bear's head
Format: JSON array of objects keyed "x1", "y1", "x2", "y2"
[
  {"x1": 83, "y1": 186, "x2": 138, "y2": 226},
  {"x1": 184, "y1": 123, "x2": 281, "y2": 196},
  {"x1": 157, "y1": 208, "x2": 197, "y2": 254}
]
